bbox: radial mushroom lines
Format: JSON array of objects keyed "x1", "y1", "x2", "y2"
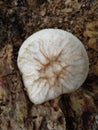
[{"x1": 17, "y1": 29, "x2": 89, "y2": 104}]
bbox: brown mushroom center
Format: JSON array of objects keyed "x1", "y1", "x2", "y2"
[{"x1": 38, "y1": 59, "x2": 65, "y2": 84}]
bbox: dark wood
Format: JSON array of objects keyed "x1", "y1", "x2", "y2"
[{"x1": 0, "y1": 0, "x2": 98, "y2": 130}]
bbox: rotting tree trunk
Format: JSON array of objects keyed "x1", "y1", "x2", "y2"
[{"x1": 0, "y1": 0, "x2": 98, "y2": 130}]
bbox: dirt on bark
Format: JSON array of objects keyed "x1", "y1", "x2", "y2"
[{"x1": 0, "y1": 0, "x2": 98, "y2": 130}]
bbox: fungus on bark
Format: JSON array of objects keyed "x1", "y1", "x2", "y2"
[{"x1": 17, "y1": 29, "x2": 89, "y2": 104}]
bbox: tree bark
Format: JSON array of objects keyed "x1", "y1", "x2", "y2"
[{"x1": 0, "y1": 0, "x2": 98, "y2": 130}]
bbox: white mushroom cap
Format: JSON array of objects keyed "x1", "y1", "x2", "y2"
[{"x1": 17, "y1": 29, "x2": 89, "y2": 104}]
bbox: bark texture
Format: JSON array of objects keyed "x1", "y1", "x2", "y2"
[{"x1": 0, "y1": 0, "x2": 98, "y2": 130}]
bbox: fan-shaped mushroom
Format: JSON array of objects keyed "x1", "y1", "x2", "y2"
[{"x1": 17, "y1": 29, "x2": 89, "y2": 104}]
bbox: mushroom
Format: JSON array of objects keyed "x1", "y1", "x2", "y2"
[{"x1": 17, "y1": 29, "x2": 89, "y2": 104}]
